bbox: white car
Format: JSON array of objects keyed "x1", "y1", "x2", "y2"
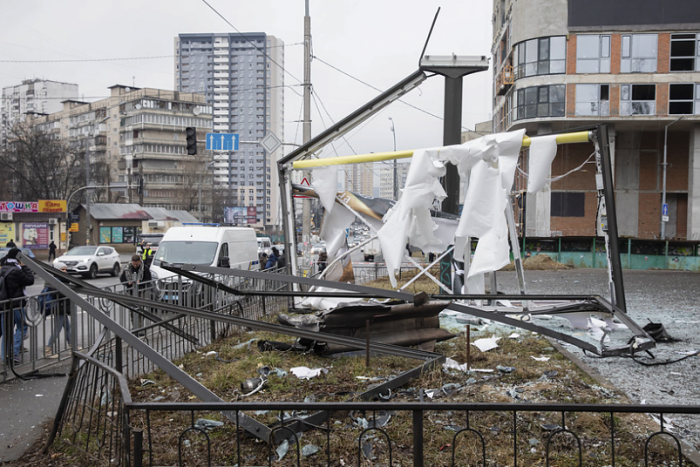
[{"x1": 53, "y1": 245, "x2": 122, "y2": 279}]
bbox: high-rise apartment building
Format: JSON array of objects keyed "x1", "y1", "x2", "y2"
[
  {"x1": 378, "y1": 163, "x2": 409, "y2": 200},
  {"x1": 344, "y1": 163, "x2": 374, "y2": 198},
  {"x1": 492, "y1": 0, "x2": 700, "y2": 254},
  {"x1": 175, "y1": 33, "x2": 284, "y2": 229},
  {"x1": 1, "y1": 79, "x2": 78, "y2": 143},
  {"x1": 27, "y1": 85, "x2": 212, "y2": 213}
]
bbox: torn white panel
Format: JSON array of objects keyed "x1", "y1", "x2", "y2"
[
  {"x1": 378, "y1": 148, "x2": 447, "y2": 287},
  {"x1": 451, "y1": 130, "x2": 525, "y2": 278},
  {"x1": 531, "y1": 356, "x2": 550, "y2": 362},
  {"x1": 472, "y1": 336, "x2": 501, "y2": 352},
  {"x1": 320, "y1": 203, "x2": 355, "y2": 258},
  {"x1": 527, "y1": 134, "x2": 558, "y2": 193},
  {"x1": 297, "y1": 286, "x2": 360, "y2": 311},
  {"x1": 312, "y1": 166, "x2": 339, "y2": 212}
]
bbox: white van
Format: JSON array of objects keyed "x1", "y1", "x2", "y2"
[{"x1": 149, "y1": 225, "x2": 259, "y2": 299}]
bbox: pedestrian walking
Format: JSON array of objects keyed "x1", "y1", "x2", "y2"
[
  {"x1": 0, "y1": 248, "x2": 35, "y2": 365},
  {"x1": 5, "y1": 239, "x2": 15, "y2": 248},
  {"x1": 120, "y1": 254, "x2": 153, "y2": 335},
  {"x1": 48, "y1": 240, "x2": 57, "y2": 262},
  {"x1": 259, "y1": 252, "x2": 268, "y2": 270},
  {"x1": 45, "y1": 267, "x2": 72, "y2": 357}
]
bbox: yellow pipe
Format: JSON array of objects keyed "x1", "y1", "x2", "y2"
[
  {"x1": 292, "y1": 130, "x2": 591, "y2": 169},
  {"x1": 521, "y1": 130, "x2": 591, "y2": 147}
]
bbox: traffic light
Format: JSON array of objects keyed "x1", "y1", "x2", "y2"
[{"x1": 186, "y1": 127, "x2": 197, "y2": 155}]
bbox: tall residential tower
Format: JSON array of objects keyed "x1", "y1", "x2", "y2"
[{"x1": 175, "y1": 33, "x2": 284, "y2": 230}]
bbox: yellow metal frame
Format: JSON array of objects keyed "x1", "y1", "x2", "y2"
[{"x1": 291, "y1": 130, "x2": 591, "y2": 170}]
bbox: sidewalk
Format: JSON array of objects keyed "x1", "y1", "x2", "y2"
[{"x1": 0, "y1": 360, "x2": 72, "y2": 463}]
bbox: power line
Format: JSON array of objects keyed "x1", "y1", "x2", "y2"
[
  {"x1": 313, "y1": 55, "x2": 479, "y2": 132},
  {"x1": 0, "y1": 55, "x2": 174, "y2": 63}
]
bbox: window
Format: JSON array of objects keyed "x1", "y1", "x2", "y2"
[
  {"x1": 670, "y1": 33, "x2": 700, "y2": 71},
  {"x1": 576, "y1": 35, "x2": 611, "y2": 73},
  {"x1": 620, "y1": 84, "x2": 656, "y2": 116},
  {"x1": 669, "y1": 83, "x2": 700, "y2": 115},
  {"x1": 551, "y1": 192, "x2": 585, "y2": 217},
  {"x1": 620, "y1": 34, "x2": 657, "y2": 73},
  {"x1": 514, "y1": 37, "x2": 566, "y2": 78},
  {"x1": 515, "y1": 85, "x2": 565, "y2": 120},
  {"x1": 575, "y1": 84, "x2": 609, "y2": 116}
]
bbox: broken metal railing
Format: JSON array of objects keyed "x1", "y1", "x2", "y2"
[
  {"x1": 167, "y1": 264, "x2": 655, "y2": 357},
  {"x1": 17, "y1": 254, "x2": 444, "y2": 447}
]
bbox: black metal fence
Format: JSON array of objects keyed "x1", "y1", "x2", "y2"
[
  {"x1": 0, "y1": 269, "x2": 291, "y2": 382},
  {"x1": 53, "y1": 348, "x2": 699, "y2": 466}
]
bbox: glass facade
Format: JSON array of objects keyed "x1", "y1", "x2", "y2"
[{"x1": 514, "y1": 36, "x2": 566, "y2": 78}]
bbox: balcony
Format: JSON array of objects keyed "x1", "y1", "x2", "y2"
[{"x1": 495, "y1": 65, "x2": 514, "y2": 96}]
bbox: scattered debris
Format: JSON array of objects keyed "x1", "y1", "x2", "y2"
[
  {"x1": 643, "y1": 321, "x2": 676, "y2": 342},
  {"x1": 541, "y1": 423, "x2": 562, "y2": 431},
  {"x1": 195, "y1": 419, "x2": 224, "y2": 431},
  {"x1": 497, "y1": 366, "x2": 516, "y2": 374},
  {"x1": 531, "y1": 356, "x2": 550, "y2": 362},
  {"x1": 140, "y1": 379, "x2": 156, "y2": 387},
  {"x1": 290, "y1": 366, "x2": 327, "y2": 380},
  {"x1": 472, "y1": 336, "x2": 501, "y2": 352},
  {"x1": 301, "y1": 444, "x2": 320, "y2": 457}
]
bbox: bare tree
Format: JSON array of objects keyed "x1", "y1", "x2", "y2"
[
  {"x1": 0, "y1": 124, "x2": 84, "y2": 201},
  {"x1": 173, "y1": 158, "x2": 209, "y2": 214}
]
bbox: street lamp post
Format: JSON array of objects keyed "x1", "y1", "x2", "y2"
[{"x1": 389, "y1": 117, "x2": 398, "y2": 200}]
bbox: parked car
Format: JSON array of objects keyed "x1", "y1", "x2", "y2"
[
  {"x1": 53, "y1": 245, "x2": 121, "y2": 279},
  {"x1": 0, "y1": 247, "x2": 37, "y2": 259}
]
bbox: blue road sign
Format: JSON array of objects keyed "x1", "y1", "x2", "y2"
[
  {"x1": 206, "y1": 133, "x2": 239, "y2": 151},
  {"x1": 662, "y1": 203, "x2": 668, "y2": 216}
]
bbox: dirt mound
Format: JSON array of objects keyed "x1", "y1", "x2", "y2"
[{"x1": 501, "y1": 253, "x2": 573, "y2": 271}]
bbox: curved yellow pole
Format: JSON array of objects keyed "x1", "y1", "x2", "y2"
[{"x1": 292, "y1": 130, "x2": 591, "y2": 169}]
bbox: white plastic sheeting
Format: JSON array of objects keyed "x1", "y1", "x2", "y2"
[
  {"x1": 307, "y1": 130, "x2": 565, "y2": 290},
  {"x1": 377, "y1": 149, "x2": 447, "y2": 287},
  {"x1": 527, "y1": 134, "x2": 558, "y2": 193},
  {"x1": 312, "y1": 166, "x2": 339, "y2": 212}
]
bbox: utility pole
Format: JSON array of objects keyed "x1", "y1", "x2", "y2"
[
  {"x1": 138, "y1": 163, "x2": 144, "y2": 206},
  {"x1": 301, "y1": 0, "x2": 312, "y2": 265},
  {"x1": 389, "y1": 117, "x2": 398, "y2": 200}
]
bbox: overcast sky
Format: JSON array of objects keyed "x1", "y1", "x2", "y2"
[{"x1": 0, "y1": 0, "x2": 494, "y2": 158}]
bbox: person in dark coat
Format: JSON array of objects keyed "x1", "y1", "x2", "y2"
[
  {"x1": 48, "y1": 241, "x2": 57, "y2": 262},
  {"x1": 317, "y1": 250, "x2": 328, "y2": 272},
  {"x1": 265, "y1": 247, "x2": 279, "y2": 269},
  {"x1": 45, "y1": 266, "x2": 72, "y2": 357},
  {"x1": 5, "y1": 239, "x2": 16, "y2": 248},
  {"x1": 120, "y1": 254, "x2": 153, "y2": 334},
  {"x1": 259, "y1": 253, "x2": 268, "y2": 270},
  {"x1": 0, "y1": 248, "x2": 35, "y2": 364}
]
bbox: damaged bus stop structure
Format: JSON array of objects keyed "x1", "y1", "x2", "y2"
[{"x1": 277, "y1": 65, "x2": 655, "y2": 358}]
